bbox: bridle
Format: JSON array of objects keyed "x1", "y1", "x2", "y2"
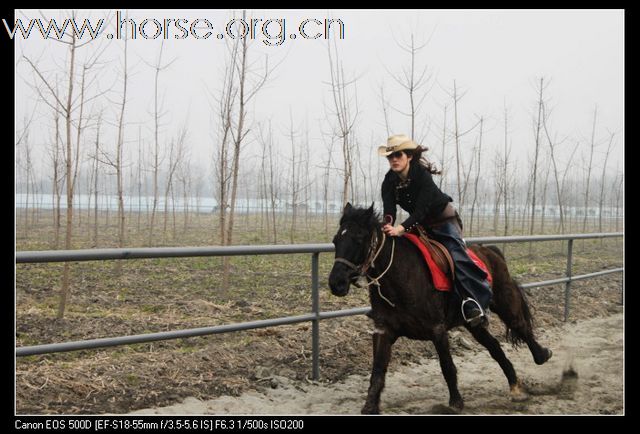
[{"x1": 333, "y1": 229, "x2": 397, "y2": 307}]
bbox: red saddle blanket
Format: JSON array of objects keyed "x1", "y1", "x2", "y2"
[{"x1": 404, "y1": 233, "x2": 493, "y2": 292}]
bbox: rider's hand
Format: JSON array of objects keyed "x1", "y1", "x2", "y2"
[{"x1": 383, "y1": 224, "x2": 405, "y2": 237}]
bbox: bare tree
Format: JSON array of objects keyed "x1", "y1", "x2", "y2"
[
  {"x1": 211, "y1": 36, "x2": 239, "y2": 251},
  {"x1": 377, "y1": 83, "x2": 392, "y2": 138},
  {"x1": 357, "y1": 132, "x2": 377, "y2": 208},
  {"x1": 563, "y1": 143, "x2": 581, "y2": 233},
  {"x1": 491, "y1": 152, "x2": 503, "y2": 235},
  {"x1": 539, "y1": 156, "x2": 551, "y2": 234},
  {"x1": 542, "y1": 101, "x2": 566, "y2": 234},
  {"x1": 541, "y1": 98, "x2": 581, "y2": 236},
  {"x1": 135, "y1": 126, "x2": 144, "y2": 233},
  {"x1": 93, "y1": 36, "x2": 130, "y2": 255},
  {"x1": 216, "y1": 21, "x2": 269, "y2": 249},
  {"x1": 17, "y1": 129, "x2": 34, "y2": 237},
  {"x1": 23, "y1": 11, "x2": 105, "y2": 318},
  {"x1": 147, "y1": 41, "x2": 175, "y2": 246},
  {"x1": 16, "y1": 102, "x2": 40, "y2": 236},
  {"x1": 443, "y1": 80, "x2": 480, "y2": 213},
  {"x1": 267, "y1": 127, "x2": 280, "y2": 243},
  {"x1": 582, "y1": 105, "x2": 598, "y2": 232},
  {"x1": 529, "y1": 77, "x2": 547, "y2": 238},
  {"x1": 163, "y1": 126, "x2": 186, "y2": 241},
  {"x1": 193, "y1": 165, "x2": 204, "y2": 217},
  {"x1": 326, "y1": 34, "x2": 359, "y2": 207},
  {"x1": 438, "y1": 104, "x2": 448, "y2": 191},
  {"x1": 111, "y1": 35, "x2": 130, "y2": 249},
  {"x1": 302, "y1": 123, "x2": 313, "y2": 236},
  {"x1": 468, "y1": 116, "x2": 483, "y2": 235},
  {"x1": 257, "y1": 121, "x2": 279, "y2": 243},
  {"x1": 461, "y1": 137, "x2": 476, "y2": 219},
  {"x1": 90, "y1": 112, "x2": 103, "y2": 246},
  {"x1": 320, "y1": 134, "x2": 336, "y2": 236},
  {"x1": 286, "y1": 110, "x2": 301, "y2": 243},
  {"x1": 451, "y1": 81, "x2": 463, "y2": 208},
  {"x1": 368, "y1": 131, "x2": 382, "y2": 211},
  {"x1": 47, "y1": 101, "x2": 64, "y2": 248},
  {"x1": 176, "y1": 145, "x2": 193, "y2": 235},
  {"x1": 498, "y1": 101, "x2": 514, "y2": 236},
  {"x1": 613, "y1": 166, "x2": 623, "y2": 233},
  {"x1": 385, "y1": 32, "x2": 434, "y2": 141},
  {"x1": 598, "y1": 131, "x2": 616, "y2": 233},
  {"x1": 225, "y1": 14, "x2": 270, "y2": 249}
]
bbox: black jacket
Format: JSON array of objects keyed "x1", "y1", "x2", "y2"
[{"x1": 381, "y1": 163, "x2": 452, "y2": 231}]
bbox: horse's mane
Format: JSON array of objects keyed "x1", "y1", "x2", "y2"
[{"x1": 340, "y1": 204, "x2": 381, "y2": 231}]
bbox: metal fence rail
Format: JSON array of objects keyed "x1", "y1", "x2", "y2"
[{"x1": 16, "y1": 232, "x2": 623, "y2": 380}]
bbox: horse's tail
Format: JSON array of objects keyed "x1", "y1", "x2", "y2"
[
  {"x1": 481, "y1": 245, "x2": 553, "y2": 365},
  {"x1": 505, "y1": 277, "x2": 537, "y2": 348},
  {"x1": 481, "y1": 244, "x2": 536, "y2": 348},
  {"x1": 485, "y1": 244, "x2": 505, "y2": 260}
]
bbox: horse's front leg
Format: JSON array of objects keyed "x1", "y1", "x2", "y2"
[
  {"x1": 362, "y1": 327, "x2": 397, "y2": 414},
  {"x1": 432, "y1": 326, "x2": 464, "y2": 410},
  {"x1": 465, "y1": 323, "x2": 529, "y2": 402}
]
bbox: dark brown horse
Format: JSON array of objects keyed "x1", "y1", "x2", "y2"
[{"x1": 328, "y1": 203, "x2": 552, "y2": 414}]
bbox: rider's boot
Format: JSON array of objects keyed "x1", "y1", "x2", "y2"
[{"x1": 461, "y1": 297, "x2": 485, "y2": 327}]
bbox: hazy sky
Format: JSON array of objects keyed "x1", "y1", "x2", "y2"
[{"x1": 14, "y1": 9, "x2": 624, "y2": 193}]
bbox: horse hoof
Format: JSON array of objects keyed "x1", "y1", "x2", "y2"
[
  {"x1": 450, "y1": 398, "x2": 464, "y2": 411},
  {"x1": 431, "y1": 404, "x2": 461, "y2": 414},
  {"x1": 535, "y1": 348, "x2": 553, "y2": 365},
  {"x1": 361, "y1": 404, "x2": 380, "y2": 414},
  {"x1": 510, "y1": 381, "x2": 530, "y2": 402}
]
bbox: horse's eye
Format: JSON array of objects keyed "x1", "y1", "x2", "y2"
[{"x1": 341, "y1": 229, "x2": 347, "y2": 236}]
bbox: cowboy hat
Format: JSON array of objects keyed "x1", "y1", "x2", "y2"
[{"x1": 377, "y1": 134, "x2": 419, "y2": 157}]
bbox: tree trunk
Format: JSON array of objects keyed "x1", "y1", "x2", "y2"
[
  {"x1": 529, "y1": 77, "x2": 544, "y2": 243},
  {"x1": 58, "y1": 37, "x2": 77, "y2": 320},
  {"x1": 583, "y1": 106, "x2": 598, "y2": 232}
]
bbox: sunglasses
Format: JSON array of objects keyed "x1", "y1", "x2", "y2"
[{"x1": 386, "y1": 151, "x2": 405, "y2": 160}]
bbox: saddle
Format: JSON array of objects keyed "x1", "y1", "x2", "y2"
[{"x1": 412, "y1": 225, "x2": 455, "y2": 280}]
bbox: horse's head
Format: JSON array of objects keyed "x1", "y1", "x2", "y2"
[{"x1": 328, "y1": 202, "x2": 379, "y2": 297}]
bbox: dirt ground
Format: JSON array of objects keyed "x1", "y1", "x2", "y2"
[
  {"x1": 129, "y1": 312, "x2": 624, "y2": 415},
  {"x1": 16, "y1": 273, "x2": 624, "y2": 415}
]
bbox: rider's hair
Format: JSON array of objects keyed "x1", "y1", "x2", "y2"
[{"x1": 405, "y1": 146, "x2": 442, "y2": 175}]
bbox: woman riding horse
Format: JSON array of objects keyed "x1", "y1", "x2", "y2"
[
  {"x1": 328, "y1": 203, "x2": 553, "y2": 413},
  {"x1": 379, "y1": 134, "x2": 491, "y2": 326}
]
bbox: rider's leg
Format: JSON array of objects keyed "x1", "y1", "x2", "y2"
[{"x1": 429, "y1": 221, "x2": 492, "y2": 326}]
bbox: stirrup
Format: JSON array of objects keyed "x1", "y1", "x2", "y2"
[{"x1": 461, "y1": 298, "x2": 485, "y2": 325}]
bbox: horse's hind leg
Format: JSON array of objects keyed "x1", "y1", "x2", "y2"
[
  {"x1": 432, "y1": 326, "x2": 464, "y2": 410},
  {"x1": 477, "y1": 245, "x2": 553, "y2": 366},
  {"x1": 524, "y1": 331, "x2": 553, "y2": 365},
  {"x1": 465, "y1": 324, "x2": 529, "y2": 402},
  {"x1": 492, "y1": 279, "x2": 553, "y2": 365},
  {"x1": 362, "y1": 329, "x2": 397, "y2": 414}
]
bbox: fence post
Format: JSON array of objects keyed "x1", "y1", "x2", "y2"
[
  {"x1": 311, "y1": 252, "x2": 320, "y2": 380},
  {"x1": 564, "y1": 239, "x2": 574, "y2": 322}
]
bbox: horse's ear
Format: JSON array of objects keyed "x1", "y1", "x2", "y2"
[
  {"x1": 364, "y1": 202, "x2": 374, "y2": 217},
  {"x1": 344, "y1": 202, "x2": 353, "y2": 213}
]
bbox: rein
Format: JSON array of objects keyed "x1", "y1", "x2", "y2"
[{"x1": 333, "y1": 229, "x2": 397, "y2": 307}]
